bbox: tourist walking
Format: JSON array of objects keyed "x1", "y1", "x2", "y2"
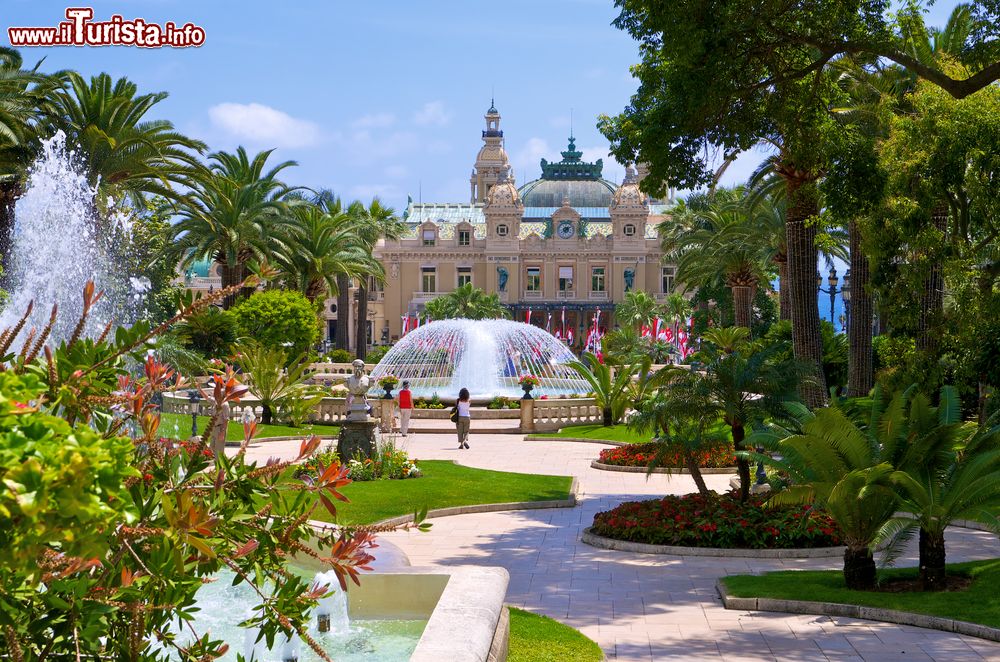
[
  {"x1": 209, "y1": 399, "x2": 230, "y2": 458},
  {"x1": 454, "y1": 387, "x2": 471, "y2": 449},
  {"x1": 398, "y1": 380, "x2": 413, "y2": 436}
]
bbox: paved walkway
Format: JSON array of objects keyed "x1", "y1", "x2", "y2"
[{"x1": 241, "y1": 432, "x2": 1000, "y2": 661}]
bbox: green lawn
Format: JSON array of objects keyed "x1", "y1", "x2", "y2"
[
  {"x1": 508, "y1": 607, "x2": 603, "y2": 662},
  {"x1": 536, "y1": 419, "x2": 729, "y2": 444},
  {"x1": 313, "y1": 460, "x2": 572, "y2": 526},
  {"x1": 160, "y1": 412, "x2": 337, "y2": 442},
  {"x1": 722, "y1": 559, "x2": 1000, "y2": 629}
]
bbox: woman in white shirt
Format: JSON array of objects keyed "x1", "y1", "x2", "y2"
[{"x1": 455, "y1": 387, "x2": 471, "y2": 449}]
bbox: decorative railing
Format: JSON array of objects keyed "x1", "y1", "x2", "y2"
[
  {"x1": 161, "y1": 392, "x2": 359, "y2": 428},
  {"x1": 588, "y1": 291, "x2": 609, "y2": 301},
  {"x1": 529, "y1": 397, "x2": 602, "y2": 432},
  {"x1": 522, "y1": 290, "x2": 543, "y2": 299}
]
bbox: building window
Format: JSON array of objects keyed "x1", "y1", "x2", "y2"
[
  {"x1": 422, "y1": 229, "x2": 436, "y2": 246},
  {"x1": 661, "y1": 266, "x2": 675, "y2": 293},
  {"x1": 496, "y1": 224, "x2": 509, "y2": 237},
  {"x1": 421, "y1": 267, "x2": 436, "y2": 293},
  {"x1": 457, "y1": 267, "x2": 472, "y2": 288},
  {"x1": 526, "y1": 266, "x2": 541, "y2": 292},
  {"x1": 458, "y1": 229, "x2": 471, "y2": 246},
  {"x1": 623, "y1": 223, "x2": 636, "y2": 236},
  {"x1": 559, "y1": 266, "x2": 574, "y2": 292},
  {"x1": 592, "y1": 267, "x2": 606, "y2": 292}
]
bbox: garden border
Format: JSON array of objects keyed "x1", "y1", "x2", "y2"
[
  {"x1": 524, "y1": 435, "x2": 628, "y2": 446},
  {"x1": 589, "y1": 460, "x2": 736, "y2": 475},
  {"x1": 307, "y1": 476, "x2": 580, "y2": 530},
  {"x1": 228, "y1": 433, "x2": 338, "y2": 445},
  {"x1": 714, "y1": 579, "x2": 1000, "y2": 643},
  {"x1": 580, "y1": 527, "x2": 846, "y2": 558}
]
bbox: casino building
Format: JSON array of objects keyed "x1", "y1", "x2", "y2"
[{"x1": 368, "y1": 102, "x2": 678, "y2": 348}]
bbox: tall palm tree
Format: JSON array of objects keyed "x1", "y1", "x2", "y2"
[
  {"x1": 353, "y1": 198, "x2": 403, "y2": 360},
  {"x1": 168, "y1": 148, "x2": 297, "y2": 308},
  {"x1": 272, "y1": 202, "x2": 378, "y2": 303},
  {"x1": 41, "y1": 71, "x2": 204, "y2": 208},
  {"x1": 0, "y1": 47, "x2": 58, "y2": 264}
]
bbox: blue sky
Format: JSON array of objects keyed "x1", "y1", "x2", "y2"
[{"x1": 5, "y1": 1, "x2": 964, "y2": 213}]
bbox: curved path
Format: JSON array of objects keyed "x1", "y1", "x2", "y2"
[{"x1": 240, "y1": 432, "x2": 1000, "y2": 661}]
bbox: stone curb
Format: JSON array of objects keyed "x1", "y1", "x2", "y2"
[
  {"x1": 370, "y1": 476, "x2": 579, "y2": 528},
  {"x1": 524, "y1": 435, "x2": 628, "y2": 446},
  {"x1": 589, "y1": 460, "x2": 737, "y2": 475},
  {"x1": 580, "y1": 527, "x2": 846, "y2": 558},
  {"x1": 715, "y1": 580, "x2": 1000, "y2": 643}
]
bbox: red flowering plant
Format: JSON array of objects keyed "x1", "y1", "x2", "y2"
[
  {"x1": 518, "y1": 374, "x2": 540, "y2": 387},
  {"x1": 592, "y1": 491, "x2": 842, "y2": 549},
  {"x1": 598, "y1": 438, "x2": 734, "y2": 469},
  {"x1": 0, "y1": 280, "x2": 429, "y2": 661}
]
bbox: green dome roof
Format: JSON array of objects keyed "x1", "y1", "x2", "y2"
[{"x1": 517, "y1": 135, "x2": 616, "y2": 208}]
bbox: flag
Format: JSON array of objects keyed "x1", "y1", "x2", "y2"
[
  {"x1": 525, "y1": 308, "x2": 532, "y2": 325},
  {"x1": 546, "y1": 312, "x2": 552, "y2": 333},
  {"x1": 413, "y1": 315, "x2": 420, "y2": 330},
  {"x1": 567, "y1": 329, "x2": 574, "y2": 345},
  {"x1": 652, "y1": 316, "x2": 660, "y2": 340},
  {"x1": 401, "y1": 315, "x2": 410, "y2": 336},
  {"x1": 554, "y1": 329, "x2": 562, "y2": 340},
  {"x1": 561, "y1": 307, "x2": 566, "y2": 337}
]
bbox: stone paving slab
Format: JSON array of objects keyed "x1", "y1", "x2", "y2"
[{"x1": 237, "y1": 432, "x2": 1000, "y2": 661}]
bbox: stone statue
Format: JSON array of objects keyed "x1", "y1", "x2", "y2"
[
  {"x1": 624, "y1": 268, "x2": 635, "y2": 292},
  {"x1": 497, "y1": 266, "x2": 509, "y2": 292},
  {"x1": 345, "y1": 359, "x2": 370, "y2": 422}
]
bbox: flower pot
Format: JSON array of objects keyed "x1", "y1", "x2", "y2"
[
  {"x1": 382, "y1": 387, "x2": 394, "y2": 399},
  {"x1": 521, "y1": 384, "x2": 534, "y2": 399}
]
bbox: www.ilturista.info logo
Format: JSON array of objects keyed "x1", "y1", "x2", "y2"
[{"x1": 8, "y1": 8, "x2": 205, "y2": 48}]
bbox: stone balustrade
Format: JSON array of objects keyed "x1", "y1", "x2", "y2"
[
  {"x1": 526, "y1": 397, "x2": 603, "y2": 432},
  {"x1": 161, "y1": 391, "x2": 362, "y2": 427}
]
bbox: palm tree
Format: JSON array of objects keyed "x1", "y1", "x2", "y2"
[
  {"x1": 698, "y1": 332, "x2": 802, "y2": 501},
  {"x1": 615, "y1": 290, "x2": 662, "y2": 329},
  {"x1": 168, "y1": 148, "x2": 297, "y2": 308},
  {"x1": 234, "y1": 341, "x2": 324, "y2": 425},
  {"x1": 424, "y1": 283, "x2": 510, "y2": 320},
  {"x1": 751, "y1": 403, "x2": 901, "y2": 590},
  {"x1": 568, "y1": 353, "x2": 645, "y2": 426},
  {"x1": 42, "y1": 71, "x2": 204, "y2": 207},
  {"x1": 272, "y1": 202, "x2": 378, "y2": 303},
  {"x1": 0, "y1": 47, "x2": 58, "y2": 263},
  {"x1": 352, "y1": 198, "x2": 404, "y2": 361}
]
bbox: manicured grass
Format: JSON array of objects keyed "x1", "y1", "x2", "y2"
[
  {"x1": 160, "y1": 412, "x2": 337, "y2": 442},
  {"x1": 539, "y1": 419, "x2": 729, "y2": 444},
  {"x1": 722, "y1": 559, "x2": 1000, "y2": 629},
  {"x1": 507, "y1": 607, "x2": 604, "y2": 662},
  {"x1": 313, "y1": 460, "x2": 572, "y2": 525}
]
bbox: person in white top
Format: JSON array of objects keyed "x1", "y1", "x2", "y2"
[{"x1": 454, "y1": 387, "x2": 472, "y2": 449}]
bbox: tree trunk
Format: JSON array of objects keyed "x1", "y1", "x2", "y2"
[
  {"x1": 843, "y1": 545, "x2": 877, "y2": 590},
  {"x1": 916, "y1": 203, "x2": 948, "y2": 357},
  {"x1": 356, "y1": 284, "x2": 368, "y2": 361},
  {"x1": 847, "y1": 220, "x2": 874, "y2": 397},
  {"x1": 603, "y1": 407, "x2": 613, "y2": 426},
  {"x1": 776, "y1": 256, "x2": 790, "y2": 321},
  {"x1": 919, "y1": 527, "x2": 947, "y2": 591},
  {"x1": 732, "y1": 421, "x2": 750, "y2": 502},
  {"x1": 731, "y1": 285, "x2": 753, "y2": 330},
  {"x1": 219, "y1": 262, "x2": 246, "y2": 310},
  {"x1": 335, "y1": 274, "x2": 351, "y2": 352},
  {"x1": 261, "y1": 403, "x2": 273, "y2": 426},
  {"x1": 784, "y1": 175, "x2": 828, "y2": 408},
  {"x1": 0, "y1": 179, "x2": 20, "y2": 278},
  {"x1": 684, "y1": 451, "x2": 710, "y2": 496}
]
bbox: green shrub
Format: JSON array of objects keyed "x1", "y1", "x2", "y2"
[
  {"x1": 764, "y1": 319, "x2": 848, "y2": 392},
  {"x1": 231, "y1": 289, "x2": 321, "y2": 358},
  {"x1": 365, "y1": 344, "x2": 391, "y2": 364},
  {"x1": 174, "y1": 306, "x2": 237, "y2": 357},
  {"x1": 326, "y1": 348, "x2": 352, "y2": 363}
]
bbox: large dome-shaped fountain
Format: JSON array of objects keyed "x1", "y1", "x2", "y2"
[{"x1": 368, "y1": 319, "x2": 589, "y2": 401}]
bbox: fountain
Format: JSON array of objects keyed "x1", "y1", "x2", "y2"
[
  {"x1": 368, "y1": 319, "x2": 590, "y2": 401},
  {"x1": 0, "y1": 131, "x2": 136, "y2": 343}
]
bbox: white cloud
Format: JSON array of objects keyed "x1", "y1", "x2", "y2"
[
  {"x1": 513, "y1": 137, "x2": 552, "y2": 181},
  {"x1": 351, "y1": 112, "x2": 396, "y2": 129},
  {"x1": 207, "y1": 102, "x2": 322, "y2": 148},
  {"x1": 413, "y1": 101, "x2": 453, "y2": 127}
]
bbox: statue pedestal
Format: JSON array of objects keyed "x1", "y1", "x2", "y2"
[
  {"x1": 338, "y1": 419, "x2": 377, "y2": 461},
  {"x1": 378, "y1": 399, "x2": 395, "y2": 433}
]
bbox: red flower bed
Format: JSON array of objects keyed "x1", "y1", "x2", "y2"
[
  {"x1": 592, "y1": 492, "x2": 842, "y2": 549},
  {"x1": 598, "y1": 439, "x2": 734, "y2": 469}
]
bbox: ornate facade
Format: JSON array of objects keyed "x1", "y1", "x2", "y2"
[{"x1": 370, "y1": 103, "x2": 677, "y2": 348}]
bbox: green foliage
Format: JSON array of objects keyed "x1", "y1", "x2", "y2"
[
  {"x1": 568, "y1": 353, "x2": 650, "y2": 426},
  {"x1": 231, "y1": 289, "x2": 321, "y2": 357},
  {"x1": 765, "y1": 320, "x2": 848, "y2": 393},
  {"x1": 326, "y1": 348, "x2": 353, "y2": 363},
  {"x1": 365, "y1": 344, "x2": 391, "y2": 364},
  {"x1": 234, "y1": 341, "x2": 325, "y2": 425},
  {"x1": 615, "y1": 290, "x2": 662, "y2": 328},
  {"x1": 173, "y1": 306, "x2": 238, "y2": 358},
  {"x1": 424, "y1": 283, "x2": 510, "y2": 320}
]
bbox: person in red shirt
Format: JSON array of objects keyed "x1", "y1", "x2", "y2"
[{"x1": 397, "y1": 381, "x2": 413, "y2": 436}]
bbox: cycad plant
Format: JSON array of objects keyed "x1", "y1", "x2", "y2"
[
  {"x1": 234, "y1": 342, "x2": 325, "y2": 425},
  {"x1": 569, "y1": 353, "x2": 646, "y2": 426}
]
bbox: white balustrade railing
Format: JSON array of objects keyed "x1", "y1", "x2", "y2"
[{"x1": 530, "y1": 397, "x2": 602, "y2": 432}]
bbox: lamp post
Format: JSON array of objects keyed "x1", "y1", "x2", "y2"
[
  {"x1": 188, "y1": 388, "x2": 201, "y2": 437},
  {"x1": 816, "y1": 267, "x2": 845, "y2": 327},
  {"x1": 841, "y1": 270, "x2": 851, "y2": 332}
]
